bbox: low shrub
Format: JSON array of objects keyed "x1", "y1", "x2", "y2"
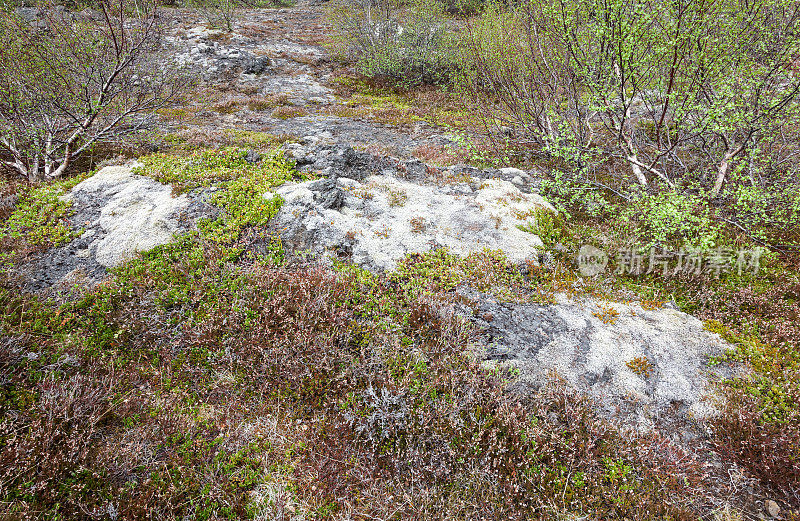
[
  {"x1": 710, "y1": 384, "x2": 800, "y2": 500},
  {"x1": 189, "y1": 0, "x2": 241, "y2": 32},
  {"x1": 327, "y1": 0, "x2": 460, "y2": 87},
  {"x1": 246, "y1": 93, "x2": 290, "y2": 111},
  {"x1": 270, "y1": 105, "x2": 309, "y2": 119},
  {"x1": 0, "y1": 255, "x2": 709, "y2": 519},
  {"x1": 134, "y1": 147, "x2": 295, "y2": 194},
  {"x1": 0, "y1": 152, "x2": 710, "y2": 517},
  {"x1": 620, "y1": 192, "x2": 722, "y2": 252},
  {"x1": 517, "y1": 207, "x2": 573, "y2": 249}
]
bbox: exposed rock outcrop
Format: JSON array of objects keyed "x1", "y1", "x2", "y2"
[
  {"x1": 173, "y1": 27, "x2": 273, "y2": 81},
  {"x1": 267, "y1": 164, "x2": 554, "y2": 271},
  {"x1": 19, "y1": 164, "x2": 213, "y2": 293},
  {"x1": 458, "y1": 288, "x2": 734, "y2": 432}
]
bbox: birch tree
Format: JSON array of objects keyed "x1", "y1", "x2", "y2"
[{"x1": 0, "y1": 0, "x2": 188, "y2": 181}]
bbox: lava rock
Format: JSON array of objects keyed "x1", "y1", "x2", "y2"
[
  {"x1": 309, "y1": 178, "x2": 345, "y2": 210},
  {"x1": 243, "y1": 55, "x2": 272, "y2": 75}
]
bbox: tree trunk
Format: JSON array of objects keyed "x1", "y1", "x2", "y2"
[
  {"x1": 48, "y1": 140, "x2": 74, "y2": 179},
  {"x1": 621, "y1": 132, "x2": 648, "y2": 186},
  {"x1": 628, "y1": 153, "x2": 649, "y2": 187},
  {"x1": 711, "y1": 148, "x2": 739, "y2": 198}
]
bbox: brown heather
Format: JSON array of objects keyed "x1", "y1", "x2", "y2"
[{"x1": 0, "y1": 241, "x2": 710, "y2": 519}]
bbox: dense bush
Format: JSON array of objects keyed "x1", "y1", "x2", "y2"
[
  {"x1": 461, "y1": 0, "x2": 800, "y2": 199},
  {"x1": 327, "y1": 0, "x2": 460, "y2": 87}
]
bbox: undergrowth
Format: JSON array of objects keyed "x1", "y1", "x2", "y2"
[
  {"x1": 0, "y1": 152, "x2": 709, "y2": 519},
  {"x1": 134, "y1": 146, "x2": 297, "y2": 195},
  {"x1": 0, "y1": 172, "x2": 90, "y2": 270},
  {"x1": 0, "y1": 257, "x2": 707, "y2": 520}
]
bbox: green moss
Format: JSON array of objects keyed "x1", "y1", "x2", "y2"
[
  {"x1": 134, "y1": 147, "x2": 297, "y2": 194},
  {"x1": 66, "y1": 148, "x2": 301, "y2": 329},
  {"x1": 703, "y1": 319, "x2": 736, "y2": 342}
]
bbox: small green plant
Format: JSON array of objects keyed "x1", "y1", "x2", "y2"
[
  {"x1": 386, "y1": 187, "x2": 408, "y2": 207},
  {"x1": 271, "y1": 106, "x2": 308, "y2": 119},
  {"x1": 517, "y1": 208, "x2": 572, "y2": 248},
  {"x1": 409, "y1": 216, "x2": 426, "y2": 233},
  {"x1": 621, "y1": 191, "x2": 722, "y2": 251}
]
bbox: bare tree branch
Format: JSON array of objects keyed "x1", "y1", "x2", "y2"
[{"x1": 0, "y1": 0, "x2": 191, "y2": 182}]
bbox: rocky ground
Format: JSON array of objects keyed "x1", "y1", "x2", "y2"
[
  {"x1": 17, "y1": 165, "x2": 215, "y2": 294},
  {"x1": 165, "y1": 5, "x2": 455, "y2": 158},
  {"x1": 16, "y1": 0, "x2": 743, "y2": 449},
  {"x1": 6, "y1": 1, "x2": 799, "y2": 518}
]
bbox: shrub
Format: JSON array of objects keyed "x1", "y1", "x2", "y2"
[
  {"x1": 0, "y1": 0, "x2": 189, "y2": 181},
  {"x1": 461, "y1": 0, "x2": 800, "y2": 197},
  {"x1": 710, "y1": 384, "x2": 800, "y2": 500},
  {"x1": 517, "y1": 207, "x2": 573, "y2": 248},
  {"x1": 327, "y1": 0, "x2": 459, "y2": 87},
  {"x1": 246, "y1": 93, "x2": 290, "y2": 111},
  {"x1": 725, "y1": 181, "x2": 800, "y2": 250},
  {"x1": 271, "y1": 105, "x2": 308, "y2": 119},
  {"x1": 620, "y1": 191, "x2": 722, "y2": 251},
  {"x1": 189, "y1": 0, "x2": 240, "y2": 32}
]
